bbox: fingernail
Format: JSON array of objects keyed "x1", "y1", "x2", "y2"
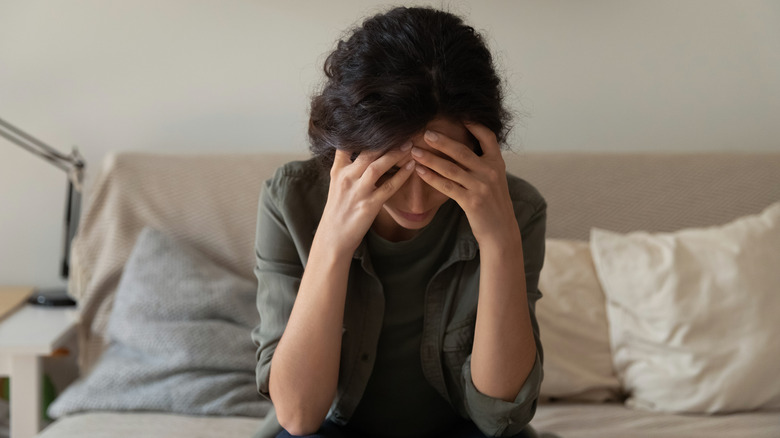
[
  {"x1": 411, "y1": 147, "x2": 424, "y2": 157},
  {"x1": 405, "y1": 160, "x2": 415, "y2": 170},
  {"x1": 415, "y1": 165, "x2": 426, "y2": 175},
  {"x1": 424, "y1": 130, "x2": 438, "y2": 141},
  {"x1": 400, "y1": 140, "x2": 412, "y2": 151}
]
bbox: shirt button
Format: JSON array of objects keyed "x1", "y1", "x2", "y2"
[{"x1": 361, "y1": 353, "x2": 369, "y2": 362}]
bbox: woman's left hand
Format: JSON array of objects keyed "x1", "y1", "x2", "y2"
[{"x1": 411, "y1": 122, "x2": 520, "y2": 248}]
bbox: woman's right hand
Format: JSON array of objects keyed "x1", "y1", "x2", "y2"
[{"x1": 318, "y1": 143, "x2": 416, "y2": 255}]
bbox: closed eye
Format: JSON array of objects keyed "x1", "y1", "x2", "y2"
[{"x1": 375, "y1": 166, "x2": 400, "y2": 187}]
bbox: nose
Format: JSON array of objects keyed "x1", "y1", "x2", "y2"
[{"x1": 401, "y1": 172, "x2": 428, "y2": 213}]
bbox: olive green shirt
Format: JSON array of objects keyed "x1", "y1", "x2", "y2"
[{"x1": 251, "y1": 158, "x2": 547, "y2": 437}]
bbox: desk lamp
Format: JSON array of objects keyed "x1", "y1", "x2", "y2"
[{"x1": 0, "y1": 117, "x2": 84, "y2": 306}]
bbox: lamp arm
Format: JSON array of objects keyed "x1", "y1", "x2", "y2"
[{"x1": 0, "y1": 117, "x2": 85, "y2": 191}]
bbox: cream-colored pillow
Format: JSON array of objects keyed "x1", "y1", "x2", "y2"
[
  {"x1": 590, "y1": 201, "x2": 780, "y2": 414},
  {"x1": 537, "y1": 239, "x2": 622, "y2": 402}
]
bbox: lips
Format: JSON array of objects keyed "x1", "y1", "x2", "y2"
[{"x1": 397, "y1": 209, "x2": 431, "y2": 223}]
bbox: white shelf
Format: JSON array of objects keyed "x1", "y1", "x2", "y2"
[
  {"x1": 0, "y1": 302, "x2": 79, "y2": 438},
  {"x1": 0, "y1": 305, "x2": 79, "y2": 356}
]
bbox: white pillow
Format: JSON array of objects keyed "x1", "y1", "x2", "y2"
[
  {"x1": 537, "y1": 239, "x2": 622, "y2": 402},
  {"x1": 590, "y1": 202, "x2": 780, "y2": 414}
]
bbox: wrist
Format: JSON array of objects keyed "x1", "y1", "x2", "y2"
[
  {"x1": 476, "y1": 218, "x2": 522, "y2": 249},
  {"x1": 311, "y1": 226, "x2": 359, "y2": 263},
  {"x1": 478, "y1": 228, "x2": 523, "y2": 259}
]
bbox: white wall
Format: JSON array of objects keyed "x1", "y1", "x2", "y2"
[{"x1": 1, "y1": 0, "x2": 779, "y2": 289}]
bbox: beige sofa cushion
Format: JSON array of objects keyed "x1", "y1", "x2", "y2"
[
  {"x1": 591, "y1": 202, "x2": 780, "y2": 414},
  {"x1": 537, "y1": 239, "x2": 621, "y2": 402}
]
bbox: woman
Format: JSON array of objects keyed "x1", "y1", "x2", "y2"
[{"x1": 252, "y1": 6, "x2": 546, "y2": 438}]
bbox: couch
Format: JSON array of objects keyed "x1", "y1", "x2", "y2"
[{"x1": 36, "y1": 150, "x2": 780, "y2": 438}]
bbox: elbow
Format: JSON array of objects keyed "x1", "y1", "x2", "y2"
[
  {"x1": 273, "y1": 395, "x2": 329, "y2": 436},
  {"x1": 276, "y1": 410, "x2": 324, "y2": 436},
  {"x1": 268, "y1": 361, "x2": 335, "y2": 434},
  {"x1": 270, "y1": 385, "x2": 331, "y2": 434}
]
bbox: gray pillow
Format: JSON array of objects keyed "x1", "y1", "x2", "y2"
[{"x1": 49, "y1": 227, "x2": 271, "y2": 418}]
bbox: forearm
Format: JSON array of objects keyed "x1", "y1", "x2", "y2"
[
  {"x1": 470, "y1": 231, "x2": 537, "y2": 402},
  {"x1": 269, "y1": 235, "x2": 352, "y2": 435}
]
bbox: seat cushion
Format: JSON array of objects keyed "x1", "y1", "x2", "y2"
[
  {"x1": 36, "y1": 412, "x2": 261, "y2": 438},
  {"x1": 531, "y1": 403, "x2": 780, "y2": 438},
  {"x1": 39, "y1": 406, "x2": 780, "y2": 438}
]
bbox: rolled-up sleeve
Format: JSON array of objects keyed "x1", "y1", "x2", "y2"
[
  {"x1": 462, "y1": 353, "x2": 543, "y2": 436},
  {"x1": 461, "y1": 189, "x2": 547, "y2": 436},
  {"x1": 250, "y1": 176, "x2": 305, "y2": 400}
]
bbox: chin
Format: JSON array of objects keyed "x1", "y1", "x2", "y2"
[{"x1": 397, "y1": 219, "x2": 431, "y2": 230}]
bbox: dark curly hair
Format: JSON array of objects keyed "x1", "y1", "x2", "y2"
[{"x1": 308, "y1": 6, "x2": 512, "y2": 166}]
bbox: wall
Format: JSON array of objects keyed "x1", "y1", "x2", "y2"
[{"x1": 1, "y1": 0, "x2": 779, "y2": 288}]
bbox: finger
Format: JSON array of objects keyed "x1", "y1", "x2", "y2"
[
  {"x1": 411, "y1": 146, "x2": 476, "y2": 190},
  {"x1": 463, "y1": 122, "x2": 501, "y2": 157},
  {"x1": 413, "y1": 164, "x2": 467, "y2": 202},
  {"x1": 422, "y1": 129, "x2": 482, "y2": 170},
  {"x1": 333, "y1": 149, "x2": 353, "y2": 169},
  {"x1": 353, "y1": 148, "x2": 384, "y2": 166},
  {"x1": 370, "y1": 158, "x2": 416, "y2": 202},
  {"x1": 344, "y1": 148, "x2": 393, "y2": 179},
  {"x1": 358, "y1": 145, "x2": 413, "y2": 189}
]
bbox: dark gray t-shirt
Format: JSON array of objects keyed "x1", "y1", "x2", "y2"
[{"x1": 348, "y1": 202, "x2": 461, "y2": 437}]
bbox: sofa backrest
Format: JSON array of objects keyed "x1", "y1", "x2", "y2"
[
  {"x1": 508, "y1": 152, "x2": 780, "y2": 239},
  {"x1": 69, "y1": 151, "x2": 780, "y2": 373}
]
